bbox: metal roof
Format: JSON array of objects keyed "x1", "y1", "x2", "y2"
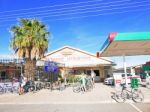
[{"x1": 100, "y1": 32, "x2": 150, "y2": 57}]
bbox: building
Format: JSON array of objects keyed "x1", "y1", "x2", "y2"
[
  {"x1": 132, "y1": 61, "x2": 150, "y2": 79},
  {"x1": 113, "y1": 67, "x2": 132, "y2": 74},
  {"x1": 112, "y1": 61, "x2": 150, "y2": 79},
  {"x1": 0, "y1": 55, "x2": 23, "y2": 82},
  {"x1": 42, "y1": 46, "x2": 115, "y2": 82}
]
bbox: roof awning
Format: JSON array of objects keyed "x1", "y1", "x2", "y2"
[
  {"x1": 36, "y1": 60, "x2": 64, "y2": 67},
  {"x1": 65, "y1": 62, "x2": 114, "y2": 68},
  {"x1": 100, "y1": 32, "x2": 150, "y2": 57}
]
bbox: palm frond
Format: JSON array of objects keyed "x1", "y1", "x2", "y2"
[{"x1": 10, "y1": 18, "x2": 50, "y2": 60}]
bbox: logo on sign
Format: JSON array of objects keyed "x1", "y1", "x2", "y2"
[{"x1": 44, "y1": 61, "x2": 58, "y2": 73}]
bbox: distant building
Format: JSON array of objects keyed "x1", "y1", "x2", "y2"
[
  {"x1": 113, "y1": 67, "x2": 132, "y2": 74},
  {"x1": 132, "y1": 61, "x2": 150, "y2": 79},
  {"x1": 113, "y1": 61, "x2": 150, "y2": 79}
]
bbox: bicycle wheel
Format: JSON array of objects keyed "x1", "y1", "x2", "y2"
[
  {"x1": 59, "y1": 83, "x2": 65, "y2": 91},
  {"x1": 114, "y1": 91, "x2": 126, "y2": 103},
  {"x1": 14, "y1": 87, "x2": 19, "y2": 93},
  {"x1": 0, "y1": 86, "x2": 4, "y2": 94},
  {"x1": 86, "y1": 83, "x2": 93, "y2": 92},
  {"x1": 132, "y1": 89, "x2": 144, "y2": 103},
  {"x1": 44, "y1": 82, "x2": 50, "y2": 89},
  {"x1": 73, "y1": 83, "x2": 81, "y2": 93},
  {"x1": 11, "y1": 86, "x2": 18, "y2": 93}
]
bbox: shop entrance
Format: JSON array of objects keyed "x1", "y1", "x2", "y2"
[
  {"x1": 94, "y1": 70, "x2": 100, "y2": 82},
  {"x1": 86, "y1": 70, "x2": 100, "y2": 82}
]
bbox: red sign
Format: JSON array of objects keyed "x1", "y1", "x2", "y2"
[
  {"x1": 115, "y1": 79, "x2": 121, "y2": 84},
  {"x1": 109, "y1": 32, "x2": 117, "y2": 43}
]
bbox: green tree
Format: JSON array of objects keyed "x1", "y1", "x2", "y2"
[{"x1": 10, "y1": 18, "x2": 50, "y2": 80}]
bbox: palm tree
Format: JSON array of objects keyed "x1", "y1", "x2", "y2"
[{"x1": 10, "y1": 18, "x2": 50, "y2": 80}]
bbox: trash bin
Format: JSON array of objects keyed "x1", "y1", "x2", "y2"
[{"x1": 131, "y1": 78, "x2": 139, "y2": 89}]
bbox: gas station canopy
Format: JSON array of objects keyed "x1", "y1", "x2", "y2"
[{"x1": 100, "y1": 32, "x2": 150, "y2": 57}]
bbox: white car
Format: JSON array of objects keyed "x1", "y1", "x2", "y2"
[{"x1": 104, "y1": 77, "x2": 114, "y2": 85}]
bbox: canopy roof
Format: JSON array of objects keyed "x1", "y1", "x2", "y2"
[{"x1": 100, "y1": 32, "x2": 150, "y2": 57}]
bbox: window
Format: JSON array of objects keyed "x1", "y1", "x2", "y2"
[
  {"x1": 86, "y1": 70, "x2": 91, "y2": 75},
  {"x1": 0, "y1": 71, "x2": 9, "y2": 80}
]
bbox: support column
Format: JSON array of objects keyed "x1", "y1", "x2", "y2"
[
  {"x1": 100, "y1": 66, "x2": 104, "y2": 82},
  {"x1": 123, "y1": 55, "x2": 128, "y2": 86}
]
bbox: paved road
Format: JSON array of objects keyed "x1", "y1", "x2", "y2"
[
  {"x1": 0, "y1": 103, "x2": 149, "y2": 112},
  {"x1": 0, "y1": 83, "x2": 149, "y2": 112},
  {"x1": 1, "y1": 84, "x2": 150, "y2": 104}
]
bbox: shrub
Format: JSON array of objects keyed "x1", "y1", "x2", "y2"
[{"x1": 66, "y1": 74, "x2": 81, "y2": 83}]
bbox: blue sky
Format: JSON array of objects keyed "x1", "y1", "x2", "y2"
[{"x1": 0, "y1": 0, "x2": 150, "y2": 68}]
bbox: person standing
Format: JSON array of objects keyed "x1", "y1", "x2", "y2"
[
  {"x1": 91, "y1": 70, "x2": 96, "y2": 85},
  {"x1": 80, "y1": 73, "x2": 87, "y2": 92},
  {"x1": 18, "y1": 74, "x2": 27, "y2": 95},
  {"x1": 146, "y1": 71, "x2": 150, "y2": 88}
]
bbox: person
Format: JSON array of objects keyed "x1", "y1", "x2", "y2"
[
  {"x1": 145, "y1": 71, "x2": 150, "y2": 88},
  {"x1": 91, "y1": 70, "x2": 96, "y2": 85},
  {"x1": 80, "y1": 73, "x2": 87, "y2": 92},
  {"x1": 18, "y1": 74, "x2": 27, "y2": 95}
]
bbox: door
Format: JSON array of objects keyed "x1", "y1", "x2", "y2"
[{"x1": 94, "y1": 70, "x2": 100, "y2": 82}]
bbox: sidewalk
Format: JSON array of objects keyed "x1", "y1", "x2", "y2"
[{"x1": 0, "y1": 83, "x2": 149, "y2": 104}]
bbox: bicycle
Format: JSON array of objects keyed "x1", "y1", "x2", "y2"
[
  {"x1": 111, "y1": 84, "x2": 144, "y2": 103},
  {"x1": 18, "y1": 80, "x2": 35, "y2": 95},
  {"x1": 51, "y1": 81, "x2": 65, "y2": 91},
  {"x1": 86, "y1": 77, "x2": 93, "y2": 91},
  {"x1": 34, "y1": 81, "x2": 44, "y2": 91},
  {"x1": 0, "y1": 83, "x2": 19, "y2": 94},
  {"x1": 72, "y1": 78, "x2": 93, "y2": 93},
  {"x1": 72, "y1": 82, "x2": 82, "y2": 93}
]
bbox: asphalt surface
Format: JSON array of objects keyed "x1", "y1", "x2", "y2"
[
  {"x1": 0, "y1": 83, "x2": 150, "y2": 112},
  {"x1": 0, "y1": 103, "x2": 149, "y2": 112}
]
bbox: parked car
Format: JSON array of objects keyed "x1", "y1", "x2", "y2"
[{"x1": 104, "y1": 77, "x2": 114, "y2": 85}]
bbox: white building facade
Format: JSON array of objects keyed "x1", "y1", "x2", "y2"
[{"x1": 42, "y1": 46, "x2": 115, "y2": 82}]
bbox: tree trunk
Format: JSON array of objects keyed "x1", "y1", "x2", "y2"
[{"x1": 24, "y1": 59, "x2": 36, "y2": 81}]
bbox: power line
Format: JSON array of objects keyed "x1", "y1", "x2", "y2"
[
  {"x1": 0, "y1": 1, "x2": 149, "y2": 22},
  {"x1": 0, "y1": 0, "x2": 130, "y2": 18},
  {"x1": 43, "y1": 7, "x2": 150, "y2": 22},
  {"x1": 0, "y1": 0, "x2": 104, "y2": 14},
  {"x1": 41, "y1": 3, "x2": 150, "y2": 17},
  {"x1": 0, "y1": 6, "x2": 150, "y2": 28},
  {"x1": 0, "y1": 5, "x2": 149, "y2": 28}
]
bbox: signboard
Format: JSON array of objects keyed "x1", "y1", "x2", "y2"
[
  {"x1": 113, "y1": 73, "x2": 122, "y2": 88},
  {"x1": 44, "y1": 61, "x2": 58, "y2": 73}
]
